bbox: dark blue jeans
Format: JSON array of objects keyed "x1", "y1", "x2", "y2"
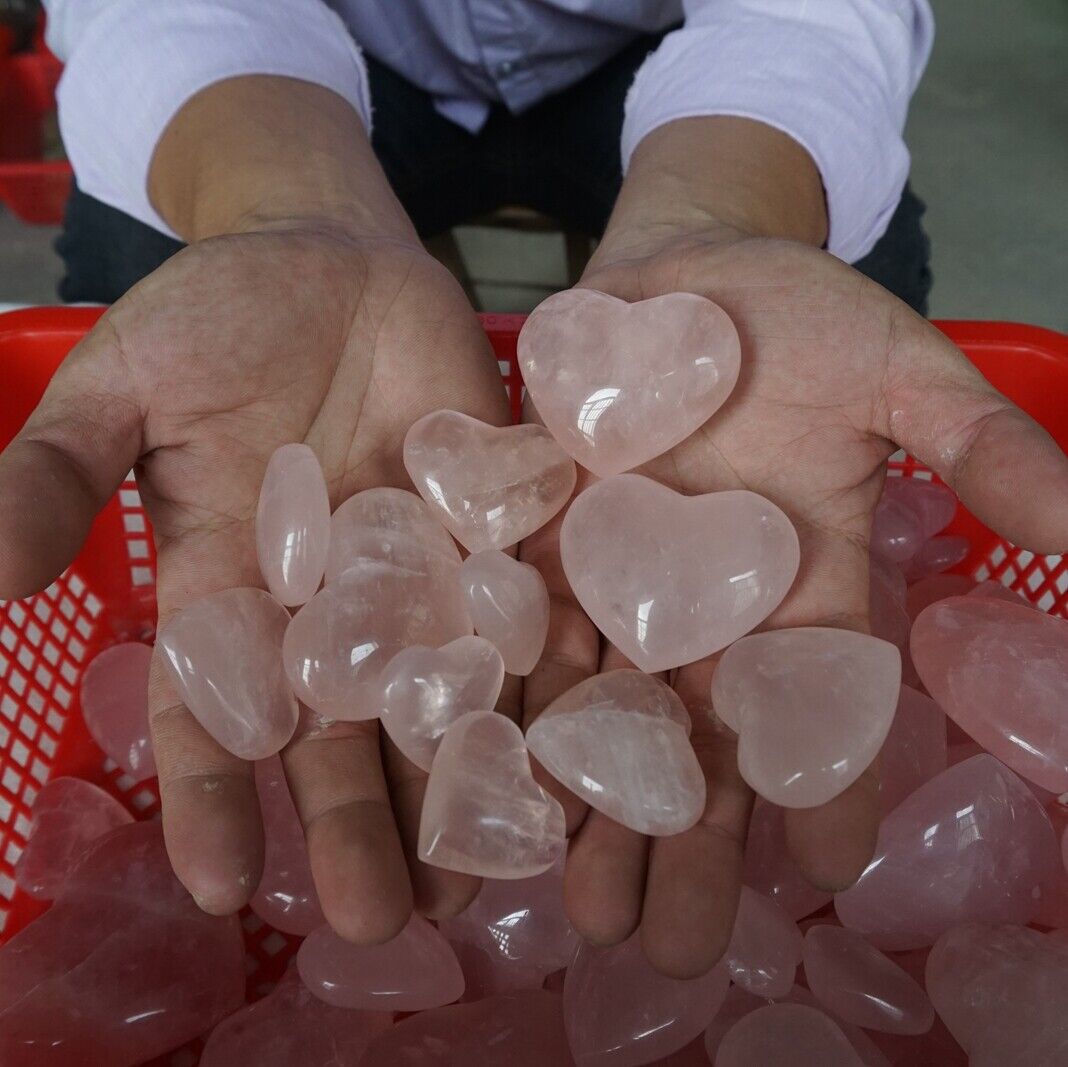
[{"x1": 57, "y1": 36, "x2": 932, "y2": 312}]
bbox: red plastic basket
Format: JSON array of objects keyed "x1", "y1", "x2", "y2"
[{"x1": 1, "y1": 308, "x2": 1067, "y2": 1063}]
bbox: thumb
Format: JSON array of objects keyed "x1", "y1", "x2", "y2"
[{"x1": 0, "y1": 326, "x2": 143, "y2": 598}]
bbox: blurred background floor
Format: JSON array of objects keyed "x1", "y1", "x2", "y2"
[{"x1": 1, "y1": 0, "x2": 1065, "y2": 327}]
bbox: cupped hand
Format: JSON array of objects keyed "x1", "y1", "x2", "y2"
[
  {"x1": 522, "y1": 228, "x2": 1068, "y2": 977},
  {"x1": 0, "y1": 226, "x2": 512, "y2": 941}
]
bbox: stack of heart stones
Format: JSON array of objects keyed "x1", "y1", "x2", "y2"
[{"x1": 157, "y1": 288, "x2": 903, "y2": 880}]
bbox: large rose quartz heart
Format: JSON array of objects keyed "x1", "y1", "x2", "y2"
[
  {"x1": 419, "y1": 710, "x2": 566, "y2": 878},
  {"x1": 561, "y1": 475, "x2": 799, "y2": 672},
  {"x1": 297, "y1": 915, "x2": 464, "y2": 1011},
  {"x1": 725, "y1": 886, "x2": 803, "y2": 998},
  {"x1": 911, "y1": 597, "x2": 1068, "y2": 792},
  {"x1": 379, "y1": 636, "x2": 505, "y2": 771},
  {"x1": 256, "y1": 443, "x2": 331, "y2": 606},
  {"x1": 712, "y1": 628, "x2": 901, "y2": 808},
  {"x1": 404, "y1": 410, "x2": 577, "y2": 552},
  {"x1": 517, "y1": 289, "x2": 741, "y2": 477},
  {"x1": 15, "y1": 777, "x2": 132, "y2": 900},
  {"x1": 563, "y1": 932, "x2": 729, "y2": 1067},
  {"x1": 157, "y1": 588, "x2": 298, "y2": 760},
  {"x1": 80, "y1": 642, "x2": 156, "y2": 780},
  {"x1": 926, "y1": 923, "x2": 1068, "y2": 1066},
  {"x1": 283, "y1": 560, "x2": 472, "y2": 720},
  {"x1": 716, "y1": 1004, "x2": 864, "y2": 1067},
  {"x1": 834, "y1": 755, "x2": 1058, "y2": 950},
  {"x1": 877, "y1": 685, "x2": 948, "y2": 815},
  {"x1": 526, "y1": 670, "x2": 706, "y2": 835}
]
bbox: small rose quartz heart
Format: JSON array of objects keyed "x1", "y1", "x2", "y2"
[
  {"x1": 518, "y1": 289, "x2": 741, "y2": 476},
  {"x1": 419, "y1": 710, "x2": 566, "y2": 879},
  {"x1": 403, "y1": 410, "x2": 576, "y2": 552},
  {"x1": 560, "y1": 474, "x2": 799, "y2": 672},
  {"x1": 80, "y1": 642, "x2": 156, "y2": 780},
  {"x1": 725, "y1": 887, "x2": 803, "y2": 999}
]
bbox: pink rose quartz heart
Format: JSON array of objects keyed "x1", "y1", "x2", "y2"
[
  {"x1": 903, "y1": 535, "x2": 970, "y2": 581},
  {"x1": 250, "y1": 756, "x2": 324, "y2": 936},
  {"x1": 360, "y1": 990, "x2": 576, "y2": 1066},
  {"x1": 877, "y1": 685, "x2": 948, "y2": 815},
  {"x1": 297, "y1": 914, "x2": 464, "y2": 1011},
  {"x1": 379, "y1": 636, "x2": 505, "y2": 771},
  {"x1": 419, "y1": 710, "x2": 566, "y2": 878},
  {"x1": 0, "y1": 822, "x2": 244, "y2": 1066},
  {"x1": 804, "y1": 924, "x2": 934, "y2": 1035},
  {"x1": 256, "y1": 443, "x2": 331, "y2": 606},
  {"x1": 157, "y1": 587, "x2": 298, "y2": 759},
  {"x1": 926, "y1": 923, "x2": 1068, "y2": 1066},
  {"x1": 326, "y1": 485, "x2": 460, "y2": 582},
  {"x1": 911, "y1": 597, "x2": 1068, "y2": 792},
  {"x1": 80, "y1": 642, "x2": 156, "y2": 780},
  {"x1": 563, "y1": 932, "x2": 729, "y2": 1067},
  {"x1": 200, "y1": 967, "x2": 392, "y2": 1067},
  {"x1": 835, "y1": 755, "x2": 1058, "y2": 950},
  {"x1": 716, "y1": 1003, "x2": 864, "y2": 1067},
  {"x1": 725, "y1": 885, "x2": 803, "y2": 997},
  {"x1": 283, "y1": 560, "x2": 472, "y2": 720},
  {"x1": 561, "y1": 474, "x2": 800, "y2": 672},
  {"x1": 880, "y1": 477, "x2": 957, "y2": 539},
  {"x1": 871, "y1": 496, "x2": 925, "y2": 564},
  {"x1": 517, "y1": 289, "x2": 741, "y2": 477},
  {"x1": 712, "y1": 628, "x2": 901, "y2": 808},
  {"x1": 404, "y1": 410, "x2": 577, "y2": 552},
  {"x1": 15, "y1": 777, "x2": 133, "y2": 900},
  {"x1": 526, "y1": 670, "x2": 705, "y2": 835},
  {"x1": 460, "y1": 550, "x2": 550, "y2": 676}
]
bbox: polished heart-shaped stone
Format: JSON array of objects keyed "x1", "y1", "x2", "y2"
[
  {"x1": 716, "y1": 1004, "x2": 864, "y2": 1067},
  {"x1": 712, "y1": 627, "x2": 901, "y2": 808},
  {"x1": 418, "y1": 710, "x2": 566, "y2": 879},
  {"x1": 80, "y1": 642, "x2": 155, "y2": 780},
  {"x1": 560, "y1": 474, "x2": 799, "y2": 672},
  {"x1": 725, "y1": 886, "x2": 803, "y2": 999},
  {"x1": 517, "y1": 289, "x2": 741, "y2": 476},
  {"x1": 403, "y1": 410, "x2": 576, "y2": 552}
]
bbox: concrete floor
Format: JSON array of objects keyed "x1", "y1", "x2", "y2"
[{"x1": 1, "y1": 0, "x2": 1065, "y2": 328}]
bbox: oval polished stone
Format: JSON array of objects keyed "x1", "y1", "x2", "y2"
[
  {"x1": 297, "y1": 915, "x2": 464, "y2": 1012},
  {"x1": 716, "y1": 1003, "x2": 864, "y2": 1067},
  {"x1": 460, "y1": 550, "x2": 550, "y2": 676},
  {"x1": 877, "y1": 685, "x2": 948, "y2": 815},
  {"x1": 911, "y1": 597, "x2": 1068, "y2": 792},
  {"x1": 712, "y1": 628, "x2": 901, "y2": 808},
  {"x1": 561, "y1": 474, "x2": 800, "y2": 672},
  {"x1": 517, "y1": 289, "x2": 741, "y2": 477},
  {"x1": 379, "y1": 636, "x2": 505, "y2": 771},
  {"x1": 283, "y1": 560, "x2": 472, "y2": 720},
  {"x1": 157, "y1": 587, "x2": 298, "y2": 760},
  {"x1": 725, "y1": 886, "x2": 803, "y2": 998},
  {"x1": 835, "y1": 755, "x2": 1058, "y2": 950},
  {"x1": 419, "y1": 710, "x2": 566, "y2": 879},
  {"x1": 403, "y1": 410, "x2": 577, "y2": 552},
  {"x1": 527, "y1": 670, "x2": 705, "y2": 836},
  {"x1": 80, "y1": 642, "x2": 155, "y2": 780}
]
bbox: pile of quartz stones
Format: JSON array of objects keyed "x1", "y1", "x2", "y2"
[{"x1": 5, "y1": 289, "x2": 1068, "y2": 1065}]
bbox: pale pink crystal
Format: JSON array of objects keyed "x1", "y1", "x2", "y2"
[
  {"x1": 703, "y1": 985, "x2": 770, "y2": 1062},
  {"x1": 712, "y1": 627, "x2": 900, "y2": 808},
  {"x1": 906, "y1": 574, "x2": 974, "y2": 620},
  {"x1": 15, "y1": 776, "x2": 132, "y2": 900},
  {"x1": 911, "y1": 596, "x2": 1068, "y2": 791},
  {"x1": 379, "y1": 636, "x2": 505, "y2": 770},
  {"x1": 250, "y1": 755, "x2": 324, "y2": 936},
  {"x1": 780, "y1": 986, "x2": 894, "y2": 1067},
  {"x1": 326, "y1": 485, "x2": 460, "y2": 582},
  {"x1": 297, "y1": 914, "x2": 464, "y2": 1011},
  {"x1": 835, "y1": 755, "x2": 1058, "y2": 949},
  {"x1": 419, "y1": 710, "x2": 566, "y2": 878},
  {"x1": 526, "y1": 669, "x2": 705, "y2": 835},
  {"x1": 360, "y1": 990, "x2": 576, "y2": 1066},
  {"x1": 200, "y1": 966, "x2": 392, "y2": 1067},
  {"x1": 403, "y1": 410, "x2": 577, "y2": 552},
  {"x1": 870, "y1": 554, "x2": 909, "y2": 652},
  {"x1": 968, "y1": 579, "x2": 1032, "y2": 606},
  {"x1": 926, "y1": 923, "x2": 1068, "y2": 1066},
  {"x1": 725, "y1": 885, "x2": 803, "y2": 997},
  {"x1": 903, "y1": 535, "x2": 970, "y2": 581},
  {"x1": 873, "y1": 478, "x2": 957, "y2": 564},
  {"x1": 877, "y1": 685, "x2": 948, "y2": 815},
  {"x1": 716, "y1": 1003, "x2": 863, "y2": 1067},
  {"x1": 563, "y1": 932, "x2": 729, "y2": 1067},
  {"x1": 517, "y1": 289, "x2": 741, "y2": 477},
  {"x1": 80, "y1": 642, "x2": 155, "y2": 779},
  {"x1": 157, "y1": 587, "x2": 298, "y2": 759},
  {"x1": 0, "y1": 822, "x2": 244, "y2": 1066},
  {"x1": 560, "y1": 474, "x2": 799, "y2": 672},
  {"x1": 460, "y1": 550, "x2": 550, "y2": 676},
  {"x1": 256, "y1": 443, "x2": 331, "y2": 606},
  {"x1": 804, "y1": 923, "x2": 934, "y2": 1034},
  {"x1": 282, "y1": 560, "x2": 471, "y2": 720}
]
